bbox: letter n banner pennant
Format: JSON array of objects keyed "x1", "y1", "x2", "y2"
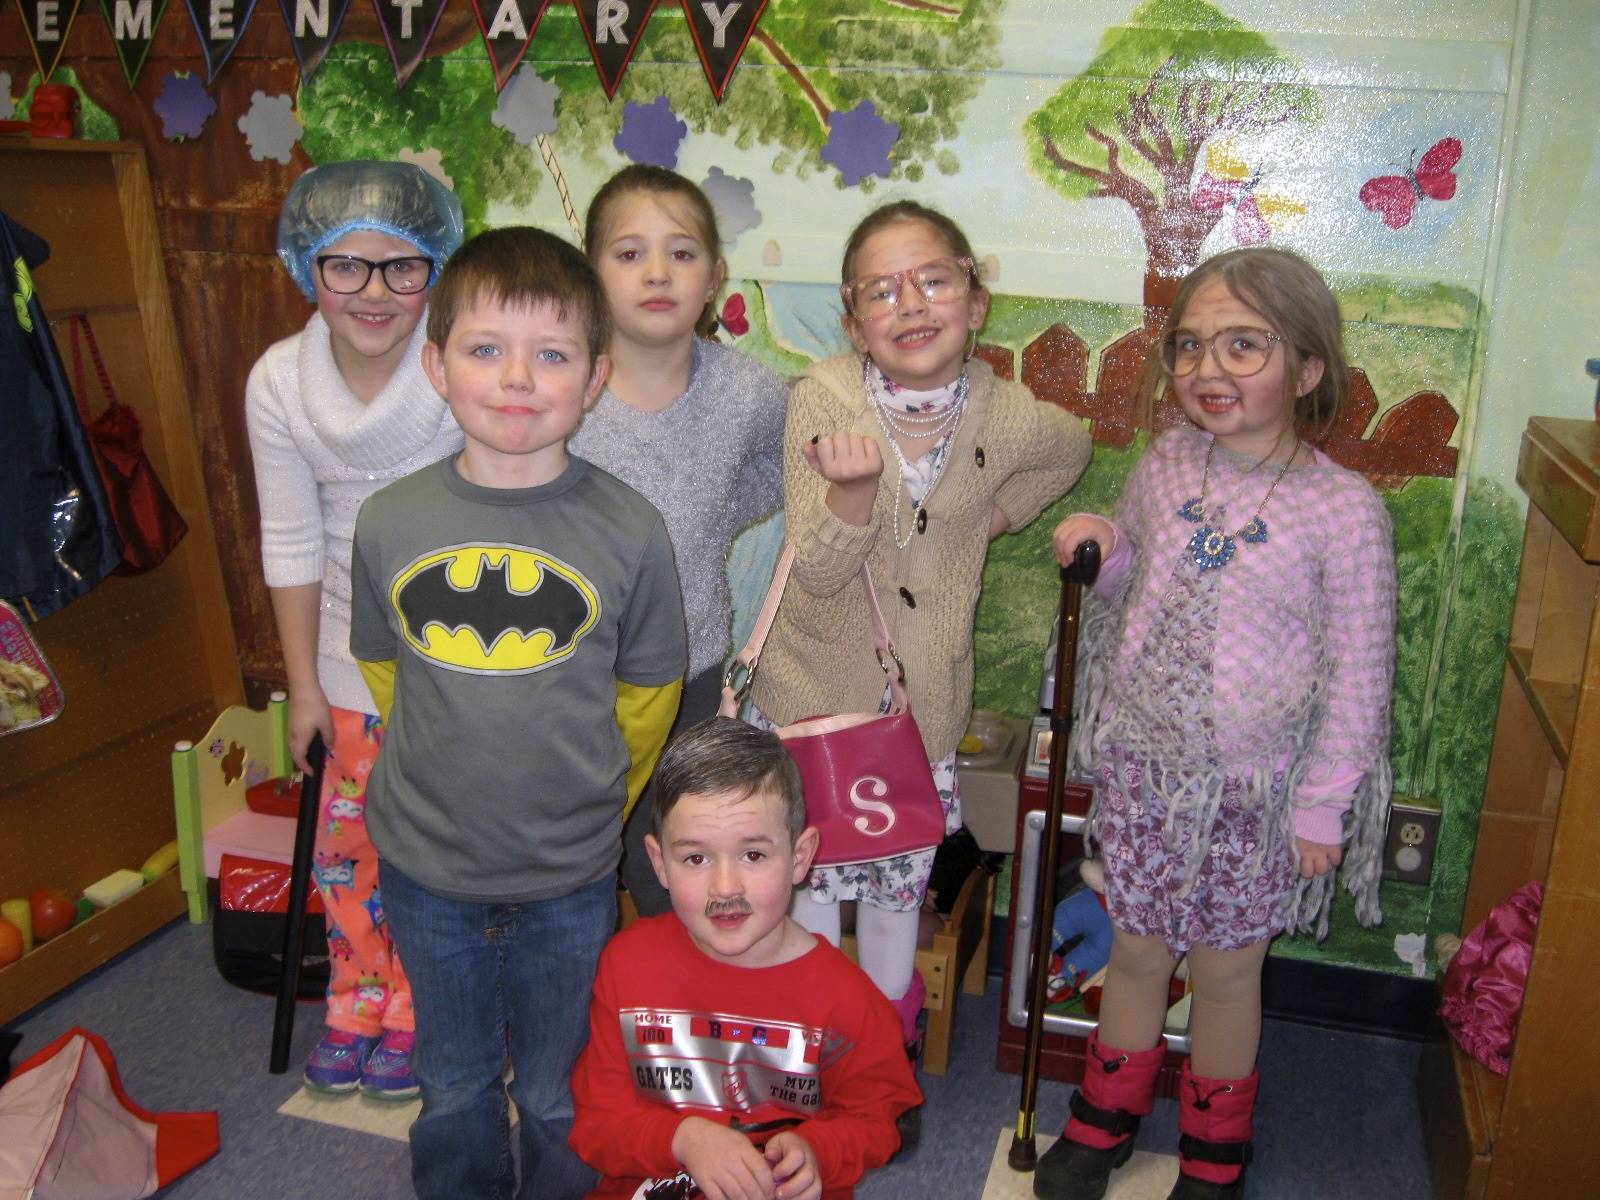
[
  {"x1": 574, "y1": 0, "x2": 658, "y2": 100},
  {"x1": 471, "y1": 0, "x2": 552, "y2": 92},
  {"x1": 16, "y1": 0, "x2": 84, "y2": 82},
  {"x1": 98, "y1": 0, "x2": 171, "y2": 88},
  {"x1": 277, "y1": 0, "x2": 353, "y2": 82},
  {"x1": 372, "y1": 0, "x2": 450, "y2": 88},
  {"x1": 683, "y1": 0, "x2": 768, "y2": 101},
  {"x1": 181, "y1": 0, "x2": 261, "y2": 83}
]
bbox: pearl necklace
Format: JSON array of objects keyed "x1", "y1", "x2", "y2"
[{"x1": 865, "y1": 361, "x2": 969, "y2": 550}]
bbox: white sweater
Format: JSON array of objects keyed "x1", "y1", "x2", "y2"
[{"x1": 244, "y1": 312, "x2": 462, "y2": 714}]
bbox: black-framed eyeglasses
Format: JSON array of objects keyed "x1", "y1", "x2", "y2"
[
  {"x1": 316, "y1": 254, "x2": 435, "y2": 296},
  {"x1": 841, "y1": 255, "x2": 977, "y2": 322},
  {"x1": 1160, "y1": 326, "x2": 1285, "y2": 378}
]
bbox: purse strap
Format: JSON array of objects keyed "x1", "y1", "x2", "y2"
[
  {"x1": 67, "y1": 314, "x2": 120, "y2": 421},
  {"x1": 721, "y1": 544, "x2": 910, "y2": 717}
]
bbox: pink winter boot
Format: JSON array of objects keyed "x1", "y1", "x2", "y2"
[
  {"x1": 1167, "y1": 1060, "x2": 1258, "y2": 1199},
  {"x1": 1034, "y1": 1028, "x2": 1165, "y2": 1200}
]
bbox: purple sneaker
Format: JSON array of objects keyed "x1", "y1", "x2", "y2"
[
  {"x1": 360, "y1": 1029, "x2": 420, "y2": 1100},
  {"x1": 304, "y1": 1030, "x2": 380, "y2": 1093}
]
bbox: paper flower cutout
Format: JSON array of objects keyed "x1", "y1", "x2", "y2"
[
  {"x1": 238, "y1": 91, "x2": 301, "y2": 164},
  {"x1": 0, "y1": 73, "x2": 14, "y2": 120},
  {"x1": 613, "y1": 96, "x2": 687, "y2": 168},
  {"x1": 399, "y1": 146, "x2": 454, "y2": 188},
  {"x1": 719, "y1": 293, "x2": 749, "y2": 337},
  {"x1": 492, "y1": 67, "x2": 559, "y2": 147},
  {"x1": 701, "y1": 166, "x2": 760, "y2": 246},
  {"x1": 821, "y1": 100, "x2": 899, "y2": 187},
  {"x1": 154, "y1": 72, "x2": 217, "y2": 140}
]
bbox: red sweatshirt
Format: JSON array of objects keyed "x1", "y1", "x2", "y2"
[{"x1": 569, "y1": 915, "x2": 921, "y2": 1199}]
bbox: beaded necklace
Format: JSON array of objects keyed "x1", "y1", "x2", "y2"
[
  {"x1": 864, "y1": 359, "x2": 969, "y2": 550},
  {"x1": 1176, "y1": 433, "x2": 1299, "y2": 571}
]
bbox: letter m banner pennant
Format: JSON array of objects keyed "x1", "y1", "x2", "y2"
[
  {"x1": 98, "y1": 0, "x2": 170, "y2": 87},
  {"x1": 683, "y1": 0, "x2": 767, "y2": 102},
  {"x1": 471, "y1": 0, "x2": 552, "y2": 92},
  {"x1": 573, "y1": 0, "x2": 658, "y2": 100}
]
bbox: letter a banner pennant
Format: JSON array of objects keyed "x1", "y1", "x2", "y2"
[
  {"x1": 181, "y1": 0, "x2": 261, "y2": 83},
  {"x1": 471, "y1": 0, "x2": 552, "y2": 92},
  {"x1": 98, "y1": 0, "x2": 171, "y2": 87},
  {"x1": 573, "y1": 0, "x2": 658, "y2": 100},
  {"x1": 683, "y1": 0, "x2": 767, "y2": 101},
  {"x1": 372, "y1": 0, "x2": 449, "y2": 88},
  {"x1": 16, "y1": 0, "x2": 84, "y2": 82},
  {"x1": 277, "y1": 0, "x2": 352, "y2": 81}
]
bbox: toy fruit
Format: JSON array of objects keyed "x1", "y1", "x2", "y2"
[
  {"x1": 29, "y1": 887, "x2": 75, "y2": 941},
  {"x1": 0, "y1": 918, "x2": 22, "y2": 967},
  {"x1": 140, "y1": 840, "x2": 180, "y2": 881},
  {"x1": 0, "y1": 899, "x2": 31, "y2": 953}
]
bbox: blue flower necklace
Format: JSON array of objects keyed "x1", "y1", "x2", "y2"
[{"x1": 1177, "y1": 435, "x2": 1298, "y2": 571}]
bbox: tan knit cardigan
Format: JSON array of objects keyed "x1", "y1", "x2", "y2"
[{"x1": 749, "y1": 353, "x2": 1092, "y2": 760}]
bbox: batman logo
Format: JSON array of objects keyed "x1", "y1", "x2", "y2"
[{"x1": 390, "y1": 544, "x2": 600, "y2": 674}]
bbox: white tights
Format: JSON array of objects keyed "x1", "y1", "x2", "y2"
[{"x1": 790, "y1": 889, "x2": 921, "y2": 1002}]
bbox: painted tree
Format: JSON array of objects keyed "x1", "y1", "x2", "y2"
[{"x1": 1024, "y1": 0, "x2": 1319, "y2": 303}]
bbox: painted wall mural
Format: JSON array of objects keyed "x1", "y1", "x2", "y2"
[{"x1": 6, "y1": 0, "x2": 1598, "y2": 981}]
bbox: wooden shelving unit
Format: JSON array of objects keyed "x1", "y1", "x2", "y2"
[{"x1": 1419, "y1": 417, "x2": 1600, "y2": 1197}]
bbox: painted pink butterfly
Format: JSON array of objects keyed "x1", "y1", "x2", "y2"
[
  {"x1": 1359, "y1": 137, "x2": 1462, "y2": 230},
  {"x1": 1192, "y1": 143, "x2": 1305, "y2": 245}
]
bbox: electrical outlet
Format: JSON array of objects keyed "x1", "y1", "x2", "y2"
[{"x1": 1383, "y1": 802, "x2": 1441, "y2": 884}]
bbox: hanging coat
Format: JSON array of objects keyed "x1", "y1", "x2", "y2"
[{"x1": 0, "y1": 210, "x2": 123, "y2": 618}]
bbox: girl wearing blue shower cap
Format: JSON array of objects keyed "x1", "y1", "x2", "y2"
[{"x1": 246, "y1": 159, "x2": 464, "y2": 1102}]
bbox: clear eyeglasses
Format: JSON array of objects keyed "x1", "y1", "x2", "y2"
[
  {"x1": 316, "y1": 254, "x2": 435, "y2": 296},
  {"x1": 1160, "y1": 327, "x2": 1286, "y2": 377},
  {"x1": 841, "y1": 256, "x2": 977, "y2": 322}
]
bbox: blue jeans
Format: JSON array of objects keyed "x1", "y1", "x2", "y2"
[{"x1": 381, "y1": 862, "x2": 614, "y2": 1200}]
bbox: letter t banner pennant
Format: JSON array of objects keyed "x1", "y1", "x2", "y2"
[
  {"x1": 180, "y1": 0, "x2": 261, "y2": 83},
  {"x1": 471, "y1": 0, "x2": 552, "y2": 92},
  {"x1": 277, "y1": 0, "x2": 353, "y2": 82},
  {"x1": 372, "y1": 0, "x2": 449, "y2": 88},
  {"x1": 98, "y1": 0, "x2": 171, "y2": 88},
  {"x1": 16, "y1": 0, "x2": 84, "y2": 82},
  {"x1": 574, "y1": 0, "x2": 658, "y2": 100},
  {"x1": 684, "y1": 0, "x2": 767, "y2": 101}
]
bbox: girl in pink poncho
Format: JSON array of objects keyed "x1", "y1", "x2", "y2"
[{"x1": 1040, "y1": 248, "x2": 1396, "y2": 1200}]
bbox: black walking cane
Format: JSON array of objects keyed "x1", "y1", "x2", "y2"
[
  {"x1": 270, "y1": 733, "x2": 326, "y2": 1074},
  {"x1": 1009, "y1": 539, "x2": 1100, "y2": 1171}
]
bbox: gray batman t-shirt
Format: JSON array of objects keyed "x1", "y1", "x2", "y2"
[{"x1": 350, "y1": 454, "x2": 686, "y2": 902}]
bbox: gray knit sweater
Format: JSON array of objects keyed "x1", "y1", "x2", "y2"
[{"x1": 570, "y1": 337, "x2": 785, "y2": 677}]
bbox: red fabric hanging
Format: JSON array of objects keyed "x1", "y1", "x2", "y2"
[{"x1": 1438, "y1": 880, "x2": 1543, "y2": 1075}]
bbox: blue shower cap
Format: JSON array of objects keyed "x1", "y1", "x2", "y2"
[{"x1": 276, "y1": 160, "x2": 466, "y2": 300}]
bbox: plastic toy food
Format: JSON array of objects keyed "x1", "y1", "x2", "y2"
[
  {"x1": 140, "y1": 840, "x2": 180, "y2": 881},
  {"x1": 0, "y1": 918, "x2": 21, "y2": 967},
  {"x1": 29, "y1": 887, "x2": 75, "y2": 941},
  {"x1": 1, "y1": 899, "x2": 33, "y2": 953}
]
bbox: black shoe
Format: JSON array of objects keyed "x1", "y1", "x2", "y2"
[
  {"x1": 1166, "y1": 1168, "x2": 1246, "y2": 1199},
  {"x1": 1033, "y1": 1133, "x2": 1135, "y2": 1200},
  {"x1": 894, "y1": 1102, "x2": 922, "y2": 1158}
]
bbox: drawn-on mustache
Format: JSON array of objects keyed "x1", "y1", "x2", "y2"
[{"x1": 705, "y1": 900, "x2": 752, "y2": 918}]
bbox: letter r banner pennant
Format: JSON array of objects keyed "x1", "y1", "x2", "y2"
[
  {"x1": 573, "y1": 0, "x2": 658, "y2": 100},
  {"x1": 181, "y1": 0, "x2": 261, "y2": 83},
  {"x1": 372, "y1": 0, "x2": 449, "y2": 88},
  {"x1": 98, "y1": 0, "x2": 171, "y2": 87},
  {"x1": 471, "y1": 0, "x2": 552, "y2": 91},
  {"x1": 16, "y1": 0, "x2": 84, "y2": 82},
  {"x1": 683, "y1": 0, "x2": 767, "y2": 101},
  {"x1": 277, "y1": 0, "x2": 353, "y2": 82}
]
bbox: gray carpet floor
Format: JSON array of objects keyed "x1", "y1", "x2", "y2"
[{"x1": 5, "y1": 918, "x2": 1431, "y2": 1198}]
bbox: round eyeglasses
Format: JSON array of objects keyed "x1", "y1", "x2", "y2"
[
  {"x1": 1160, "y1": 327, "x2": 1285, "y2": 377},
  {"x1": 841, "y1": 256, "x2": 977, "y2": 322},
  {"x1": 316, "y1": 254, "x2": 435, "y2": 296}
]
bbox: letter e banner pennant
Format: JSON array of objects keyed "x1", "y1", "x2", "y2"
[
  {"x1": 471, "y1": 0, "x2": 552, "y2": 92},
  {"x1": 573, "y1": 0, "x2": 658, "y2": 100},
  {"x1": 17, "y1": 0, "x2": 84, "y2": 82},
  {"x1": 181, "y1": 0, "x2": 261, "y2": 83},
  {"x1": 277, "y1": 0, "x2": 353, "y2": 82},
  {"x1": 371, "y1": 0, "x2": 450, "y2": 88},
  {"x1": 684, "y1": 0, "x2": 767, "y2": 101},
  {"x1": 98, "y1": 0, "x2": 170, "y2": 87}
]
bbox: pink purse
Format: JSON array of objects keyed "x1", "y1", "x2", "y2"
[{"x1": 720, "y1": 545, "x2": 945, "y2": 867}]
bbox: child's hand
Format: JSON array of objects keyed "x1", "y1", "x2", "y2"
[
  {"x1": 1053, "y1": 514, "x2": 1115, "y2": 569},
  {"x1": 806, "y1": 433, "x2": 884, "y2": 526},
  {"x1": 671, "y1": 1116, "x2": 776, "y2": 1200},
  {"x1": 288, "y1": 686, "x2": 335, "y2": 773},
  {"x1": 764, "y1": 1132, "x2": 821, "y2": 1200},
  {"x1": 1295, "y1": 837, "x2": 1344, "y2": 878}
]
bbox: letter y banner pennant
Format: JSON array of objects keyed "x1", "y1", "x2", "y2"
[
  {"x1": 277, "y1": 0, "x2": 353, "y2": 82},
  {"x1": 98, "y1": 0, "x2": 171, "y2": 88},
  {"x1": 372, "y1": 0, "x2": 449, "y2": 88},
  {"x1": 471, "y1": 0, "x2": 552, "y2": 92},
  {"x1": 181, "y1": 0, "x2": 261, "y2": 83},
  {"x1": 16, "y1": 0, "x2": 84, "y2": 82},
  {"x1": 684, "y1": 0, "x2": 768, "y2": 101},
  {"x1": 574, "y1": 0, "x2": 658, "y2": 100}
]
